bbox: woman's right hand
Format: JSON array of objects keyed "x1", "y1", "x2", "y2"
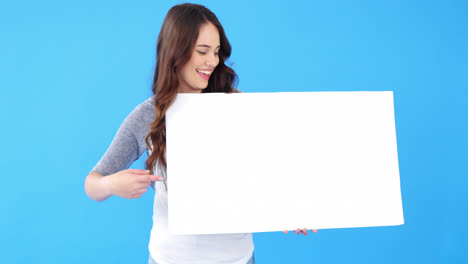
[{"x1": 105, "y1": 169, "x2": 165, "y2": 199}]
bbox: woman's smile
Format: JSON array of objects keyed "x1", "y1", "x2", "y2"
[{"x1": 196, "y1": 68, "x2": 212, "y2": 81}]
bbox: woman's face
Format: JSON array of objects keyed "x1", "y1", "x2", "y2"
[{"x1": 177, "y1": 22, "x2": 220, "y2": 93}]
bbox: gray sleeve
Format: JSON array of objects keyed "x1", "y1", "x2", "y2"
[{"x1": 90, "y1": 97, "x2": 155, "y2": 176}]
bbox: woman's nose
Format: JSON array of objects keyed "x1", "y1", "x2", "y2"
[{"x1": 205, "y1": 53, "x2": 218, "y2": 67}]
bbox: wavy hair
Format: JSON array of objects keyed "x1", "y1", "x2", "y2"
[{"x1": 145, "y1": 3, "x2": 239, "y2": 189}]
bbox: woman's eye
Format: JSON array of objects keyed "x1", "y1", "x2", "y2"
[{"x1": 197, "y1": 51, "x2": 219, "y2": 56}]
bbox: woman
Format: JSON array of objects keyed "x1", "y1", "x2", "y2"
[{"x1": 84, "y1": 3, "x2": 316, "y2": 264}]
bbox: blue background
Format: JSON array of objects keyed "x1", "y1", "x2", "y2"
[{"x1": 1, "y1": 0, "x2": 467, "y2": 263}]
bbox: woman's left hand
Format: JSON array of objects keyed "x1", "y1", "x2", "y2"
[{"x1": 283, "y1": 228, "x2": 318, "y2": 235}]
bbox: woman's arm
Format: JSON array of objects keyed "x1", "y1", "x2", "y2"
[{"x1": 85, "y1": 97, "x2": 159, "y2": 201}]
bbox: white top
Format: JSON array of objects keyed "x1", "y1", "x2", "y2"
[{"x1": 149, "y1": 161, "x2": 254, "y2": 264}]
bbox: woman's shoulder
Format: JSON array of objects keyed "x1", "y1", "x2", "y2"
[
  {"x1": 134, "y1": 95, "x2": 155, "y2": 114},
  {"x1": 122, "y1": 95, "x2": 155, "y2": 129}
]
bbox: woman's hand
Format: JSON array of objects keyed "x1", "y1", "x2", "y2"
[
  {"x1": 283, "y1": 228, "x2": 318, "y2": 235},
  {"x1": 105, "y1": 169, "x2": 165, "y2": 199}
]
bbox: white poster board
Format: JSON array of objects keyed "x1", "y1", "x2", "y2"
[{"x1": 166, "y1": 91, "x2": 404, "y2": 235}]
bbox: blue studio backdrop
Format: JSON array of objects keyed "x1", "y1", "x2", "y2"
[{"x1": 1, "y1": 0, "x2": 467, "y2": 263}]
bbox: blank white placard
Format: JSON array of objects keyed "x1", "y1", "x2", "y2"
[{"x1": 165, "y1": 91, "x2": 404, "y2": 235}]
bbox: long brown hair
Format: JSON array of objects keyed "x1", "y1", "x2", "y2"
[{"x1": 145, "y1": 3, "x2": 239, "y2": 185}]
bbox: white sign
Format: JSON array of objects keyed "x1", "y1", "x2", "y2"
[{"x1": 166, "y1": 91, "x2": 404, "y2": 235}]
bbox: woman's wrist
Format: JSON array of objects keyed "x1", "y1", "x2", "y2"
[{"x1": 101, "y1": 174, "x2": 114, "y2": 199}]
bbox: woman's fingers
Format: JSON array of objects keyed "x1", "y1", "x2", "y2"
[
  {"x1": 127, "y1": 169, "x2": 151, "y2": 175},
  {"x1": 284, "y1": 228, "x2": 317, "y2": 235},
  {"x1": 138, "y1": 174, "x2": 165, "y2": 182}
]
